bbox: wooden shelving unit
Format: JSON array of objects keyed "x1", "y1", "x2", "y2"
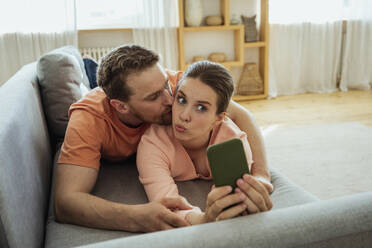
[{"x1": 177, "y1": 0, "x2": 269, "y2": 101}]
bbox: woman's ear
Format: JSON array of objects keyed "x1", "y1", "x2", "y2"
[
  {"x1": 110, "y1": 99, "x2": 130, "y2": 114},
  {"x1": 218, "y1": 112, "x2": 226, "y2": 121},
  {"x1": 213, "y1": 112, "x2": 226, "y2": 127}
]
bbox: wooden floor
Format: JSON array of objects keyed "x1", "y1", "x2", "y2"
[{"x1": 239, "y1": 90, "x2": 372, "y2": 128}]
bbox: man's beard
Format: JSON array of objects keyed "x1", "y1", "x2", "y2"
[{"x1": 128, "y1": 104, "x2": 172, "y2": 125}]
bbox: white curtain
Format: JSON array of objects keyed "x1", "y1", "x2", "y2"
[
  {"x1": 340, "y1": 0, "x2": 372, "y2": 91},
  {"x1": 133, "y1": 0, "x2": 179, "y2": 70},
  {"x1": 0, "y1": 0, "x2": 77, "y2": 86},
  {"x1": 268, "y1": 0, "x2": 344, "y2": 97}
]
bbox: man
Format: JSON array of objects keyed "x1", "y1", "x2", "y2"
[{"x1": 54, "y1": 45, "x2": 273, "y2": 233}]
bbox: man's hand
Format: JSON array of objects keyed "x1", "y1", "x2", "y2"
[
  {"x1": 55, "y1": 164, "x2": 192, "y2": 233},
  {"x1": 129, "y1": 197, "x2": 192, "y2": 232},
  {"x1": 235, "y1": 174, "x2": 273, "y2": 214}
]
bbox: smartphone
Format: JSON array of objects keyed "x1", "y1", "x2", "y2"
[{"x1": 207, "y1": 138, "x2": 250, "y2": 189}]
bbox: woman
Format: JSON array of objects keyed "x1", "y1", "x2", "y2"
[{"x1": 137, "y1": 61, "x2": 272, "y2": 225}]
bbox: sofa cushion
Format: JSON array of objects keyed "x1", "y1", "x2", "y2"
[
  {"x1": 37, "y1": 46, "x2": 90, "y2": 142},
  {"x1": 0, "y1": 62, "x2": 52, "y2": 248},
  {"x1": 44, "y1": 147, "x2": 137, "y2": 248},
  {"x1": 45, "y1": 149, "x2": 318, "y2": 248}
]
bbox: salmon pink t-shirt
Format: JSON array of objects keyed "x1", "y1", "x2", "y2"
[
  {"x1": 58, "y1": 70, "x2": 182, "y2": 170},
  {"x1": 136, "y1": 117, "x2": 253, "y2": 218}
]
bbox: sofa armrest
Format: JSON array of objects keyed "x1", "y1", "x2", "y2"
[{"x1": 78, "y1": 192, "x2": 372, "y2": 248}]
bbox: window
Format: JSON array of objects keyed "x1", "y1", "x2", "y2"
[
  {"x1": 76, "y1": 0, "x2": 143, "y2": 29},
  {"x1": 0, "y1": 0, "x2": 74, "y2": 33},
  {"x1": 269, "y1": 0, "x2": 345, "y2": 24}
]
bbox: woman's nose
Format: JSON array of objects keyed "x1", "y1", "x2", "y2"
[{"x1": 179, "y1": 108, "x2": 191, "y2": 123}]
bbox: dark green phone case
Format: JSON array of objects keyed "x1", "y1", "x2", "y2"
[{"x1": 207, "y1": 138, "x2": 250, "y2": 189}]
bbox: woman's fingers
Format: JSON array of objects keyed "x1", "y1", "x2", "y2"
[
  {"x1": 237, "y1": 175, "x2": 273, "y2": 212},
  {"x1": 235, "y1": 188, "x2": 260, "y2": 214},
  {"x1": 255, "y1": 176, "x2": 274, "y2": 194},
  {"x1": 205, "y1": 177, "x2": 274, "y2": 222},
  {"x1": 206, "y1": 185, "x2": 232, "y2": 208},
  {"x1": 216, "y1": 203, "x2": 247, "y2": 221},
  {"x1": 243, "y1": 175, "x2": 273, "y2": 210},
  {"x1": 207, "y1": 192, "x2": 246, "y2": 221},
  {"x1": 237, "y1": 178, "x2": 268, "y2": 211}
]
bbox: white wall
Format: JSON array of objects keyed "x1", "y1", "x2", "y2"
[
  {"x1": 78, "y1": 31, "x2": 133, "y2": 48},
  {"x1": 78, "y1": 0, "x2": 260, "y2": 83}
]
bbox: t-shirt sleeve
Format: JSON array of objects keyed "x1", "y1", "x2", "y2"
[
  {"x1": 212, "y1": 118, "x2": 254, "y2": 169},
  {"x1": 166, "y1": 69, "x2": 183, "y2": 95},
  {"x1": 58, "y1": 110, "x2": 104, "y2": 170},
  {"x1": 136, "y1": 133, "x2": 179, "y2": 202},
  {"x1": 239, "y1": 131, "x2": 254, "y2": 168}
]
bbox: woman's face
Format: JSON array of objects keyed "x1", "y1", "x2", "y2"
[{"x1": 172, "y1": 77, "x2": 224, "y2": 146}]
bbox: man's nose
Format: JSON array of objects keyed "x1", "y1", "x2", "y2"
[{"x1": 162, "y1": 90, "x2": 174, "y2": 105}]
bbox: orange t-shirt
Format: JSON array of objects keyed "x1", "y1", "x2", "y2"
[{"x1": 57, "y1": 69, "x2": 182, "y2": 170}]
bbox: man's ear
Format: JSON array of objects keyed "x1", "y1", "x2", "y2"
[{"x1": 109, "y1": 99, "x2": 130, "y2": 114}]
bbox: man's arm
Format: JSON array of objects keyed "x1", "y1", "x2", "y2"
[
  {"x1": 226, "y1": 100, "x2": 273, "y2": 193},
  {"x1": 54, "y1": 164, "x2": 191, "y2": 232}
]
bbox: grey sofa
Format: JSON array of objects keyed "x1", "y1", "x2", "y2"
[{"x1": 1, "y1": 47, "x2": 372, "y2": 248}]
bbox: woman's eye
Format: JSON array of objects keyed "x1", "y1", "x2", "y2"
[
  {"x1": 177, "y1": 96, "x2": 186, "y2": 104},
  {"x1": 197, "y1": 105, "x2": 206, "y2": 112}
]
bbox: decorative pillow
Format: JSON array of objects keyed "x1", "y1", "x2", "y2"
[
  {"x1": 83, "y1": 57, "x2": 99, "y2": 89},
  {"x1": 241, "y1": 15, "x2": 258, "y2": 42},
  {"x1": 37, "y1": 46, "x2": 90, "y2": 140}
]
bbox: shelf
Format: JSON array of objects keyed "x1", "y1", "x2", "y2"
[
  {"x1": 244, "y1": 41, "x2": 266, "y2": 48},
  {"x1": 183, "y1": 60, "x2": 243, "y2": 71},
  {"x1": 186, "y1": 60, "x2": 243, "y2": 68},
  {"x1": 220, "y1": 61, "x2": 244, "y2": 67},
  {"x1": 233, "y1": 94, "x2": 267, "y2": 102},
  {"x1": 182, "y1": 25, "x2": 243, "y2": 32},
  {"x1": 178, "y1": 0, "x2": 269, "y2": 101}
]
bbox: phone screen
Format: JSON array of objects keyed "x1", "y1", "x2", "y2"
[{"x1": 207, "y1": 138, "x2": 250, "y2": 189}]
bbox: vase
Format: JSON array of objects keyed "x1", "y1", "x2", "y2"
[{"x1": 185, "y1": 0, "x2": 203, "y2": 27}]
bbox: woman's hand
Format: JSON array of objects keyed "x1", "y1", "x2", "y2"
[
  {"x1": 236, "y1": 174, "x2": 273, "y2": 214},
  {"x1": 254, "y1": 176, "x2": 274, "y2": 194},
  {"x1": 186, "y1": 185, "x2": 247, "y2": 224}
]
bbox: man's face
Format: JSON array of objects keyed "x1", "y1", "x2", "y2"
[{"x1": 125, "y1": 63, "x2": 174, "y2": 125}]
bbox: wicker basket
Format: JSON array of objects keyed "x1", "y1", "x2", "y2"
[{"x1": 236, "y1": 63, "x2": 264, "y2": 95}]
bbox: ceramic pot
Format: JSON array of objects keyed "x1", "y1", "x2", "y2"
[
  {"x1": 206, "y1": 15, "x2": 223, "y2": 26},
  {"x1": 208, "y1": 52, "x2": 226, "y2": 63},
  {"x1": 185, "y1": 0, "x2": 203, "y2": 27}
]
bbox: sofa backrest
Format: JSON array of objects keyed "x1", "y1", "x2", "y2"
[{"x1": 0, "y1": 62, "x2": 52, "y2": 248}]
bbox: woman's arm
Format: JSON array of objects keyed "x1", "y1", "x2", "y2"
[
  {"x1": 137, "y1": 134, "x2": 247, "y2": 225},
  {"x1": 226, "y1": 100, "x2": 273, "y2": 192},
  {"x1": 137, "y1": 135, "x2": 199, "y2": 219}
]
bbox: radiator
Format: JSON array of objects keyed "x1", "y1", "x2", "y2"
[{"x1": 79, "y1": 47, "x2": 115, "y2": 62}]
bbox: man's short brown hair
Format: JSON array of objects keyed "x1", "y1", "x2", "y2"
[{"x1": 97, "y1": 45, "x2": 159, "y2": 102}]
